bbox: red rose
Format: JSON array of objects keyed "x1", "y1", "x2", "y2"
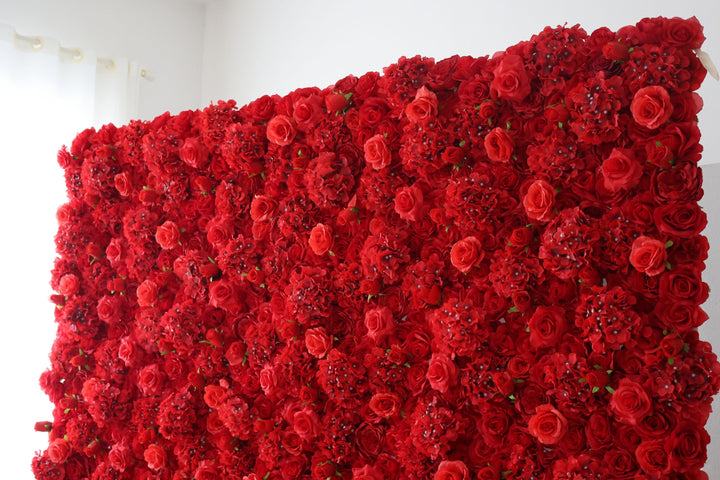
[
  {"x1": 355, "y1": 423, "x2": 385, "y2": 457},
  {"x1": 292, "y1": 408, "x2": 320, "y2": 441},
  {"x1": 114, "y1": 171, "x2": 132, "y2": 196},
  {"x1": 209, "y1": 279, "x2": 242, "y2": 312},
  {"x1": 369, "y1": 392, "x2": 401, "y2": 418},
  {"x1": 203, "y1": 384, "x2": 226, "y2": 409},
  {"x1": 426, "y1": 353, "x2": 457, "y2": 393},
  {"x1": 528, "y1": 306, "x2": 566, "y2": 349},
  {"x1": 96, "y1": 295, "x2": 121, "y2": 323},
  {"x1": 305, "y1": 326, "x2": 332, "y2": 358},
  {"x1": 659, "y1": 266, "x2": 708, "y2": 305},
  {"x1": 491, "y1": 54, "x2": 531, "y2": 102},
  {"x1": 667, "y1": 422, "x2": 709, "y2": 472},
  {"x1": 292, "y1": 93, "x2": 324, "y2": 132},
  {"x1": 492, "y1": 371, "x2": 515, "y2": 396},
  {"x1": 58, "y1": 274, "x2": 79, "y2": 297},
  {"x1": 629, "y1": 236, "x2": 667, "y2": 276},
  {"x1": 527, "y1": 404, "x2": 568, "y2": 445},
  {"x1": 47, "y1": 438, "x2": 72, "y2": 463},
  {"x1": 662, "y1": 16, "x2": 705, "y2": 49},
  {"x1": 308, "y1": 223, "x2": 334, "y2": 255},
  {"x1": 394, "y1": 184, "x2": 424, "y2": 221},
  {"x1": 249, "y1": 195, "x2": 277, "y2": 222},
  {"x1": 476, "y1": 466, "x2": 500, "y2": 480},
  {"x1": 225, "y1": 340, "x2": 246, "y2": 366},
  {"x1": 654, "y1": 203, "x2": 707, "y2": 238},
  {"x1": 364, "y1": 306, "x2": 394, "y2": 344},
  {"x1": 259, "y1": 365, "x2": 277, "y2": 395},
  {"x1": 523, "y1": 179, "x2": 555, "y2": 223},
  {"x1": 352, "y1": 465, "x2": 383, "y2": 480},
  {"x1": 599, "y1": 148, "x2": 642, "y2": 192},
  {"x1": 194, "y1": 460, "x2": 220, "y2": 480},
  {"x1": 635, "y1": 440, "x2": 669, "y2": 476},
  {"x1": 155, "y1": 221, "x2": 180, "y2": 250},
  {"x1": 484, "y1": 127, "x2": 514, "y2": 162},
  {"x1": 136, "y1": 279, "x2": 159, "y2": 307},
  {"x1": 434, "y1": 460, "x2": 469, "y2": 480},
  {"x1": 603, "y1": 41, "x2": 631, "y2": 61},
  {"x1": 631, "y1": 86, "x2": 673, "y2": 129},
  {"x1": 144, "y1": 444, "x2": 167, "y2": 471},
  {"x1": 138, "y1": 364, "x2": 165, "y2": 396},
  {"x1": 364, "y1": 134, "x2": 392, "y2": 170},
  {"x1": 610, "y1": 378, "x2": 652, "y2": 425},
  {"x1": 179, "y1": 137, "x2": 209, "y2": 168},
  {"x1": 450, "y1": 236, "x2": 483, "y2": 273},
  {"x1": 325, "y1": 92, "x2": 348, "y2": 112},
  {"x1": 405, "y1": 86, "x2": 438, "y2": 124},
  {"x1": 266, "y1": 115, "x2": 296, "y2": 146}
]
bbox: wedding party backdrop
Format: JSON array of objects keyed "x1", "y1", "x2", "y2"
[
  {"x1": 28, "y1": 14, "x2": 720, "y2": 480},
  {"x1": 2, "y1": 1, "x2": 720, "y2": 479}
]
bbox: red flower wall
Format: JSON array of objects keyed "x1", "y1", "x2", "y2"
[{"x1": 34, "y1": 16, "x2": 720, "y2": 480}]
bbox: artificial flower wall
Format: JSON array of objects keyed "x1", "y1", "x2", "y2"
[{"x1": 33, "y1": 15, "x2": 720, "y2": 480}]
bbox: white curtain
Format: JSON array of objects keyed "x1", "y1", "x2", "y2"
[{"x1": 0, "y1": 23, "x2": 142, "y2": 477}]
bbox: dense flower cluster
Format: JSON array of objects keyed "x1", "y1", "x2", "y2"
[{"x1": 34, "y1": 16, "x2": 719, "y2": 480}]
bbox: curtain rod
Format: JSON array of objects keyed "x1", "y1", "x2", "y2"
[{"x1": 13, "y1": 30, "x2": 153, "y2": 81}]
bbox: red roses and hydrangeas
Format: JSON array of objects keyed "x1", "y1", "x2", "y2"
[{"x1": 34, "y1": 16, "x2": 719, "y2": 480}]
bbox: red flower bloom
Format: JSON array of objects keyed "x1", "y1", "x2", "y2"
[
  {"x1": 527, "y1": 404, "x2": 568, "y2": 445},
  {"x1": 631, "y1": 86, "x2": 673, "y2": 129}
]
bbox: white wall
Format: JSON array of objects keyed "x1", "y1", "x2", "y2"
[{"x1": 0, "y1": 0, "x2": 206, "y2": 120}]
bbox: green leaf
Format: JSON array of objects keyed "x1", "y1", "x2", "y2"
[
  {"x1": 668, "y1": 357, "x2": 675, "y2": 365},
  {"x1": 328, "y1": 250, "x2": 336, "y2": 257},
  {"x1": 507, "y1": 306, "x2": 519, "y2": 314},
  {"x1": 579, "y1": 378, "x2": 586, "y2": 383},
  {"x1": 525, "y1": 326, "x2": 530, "y2": 333},
  {"x1": 605, "y1": 386, "x2": 615, "y2": 394},
  {"x1": 142, "y1": 185, "x2": 153, "y2": 191},
  {"x1": 683, "y1": 344, "x2": 690, "y2": 353},
  {"x1": 592, "y1": 386, "x2": 600, "y2": 393},
  {"x1": 664, "y1": 240, "x2": 674, "y2": 249},
  {"x1": 665, "y1": 261, "x2": 673, "y2": 270},
  {"x1": 458, "y1": 140, "x2": 466, "y2": 148},
  {"x1": 506, "y1": 121, "x2": 511, "y2": 131},
  {"x1": 558, "y1": 121, "x2": 564, "y2": 129}
]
